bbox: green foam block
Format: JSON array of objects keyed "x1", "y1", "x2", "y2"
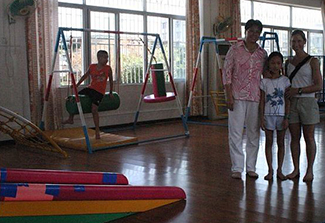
[
  {"x1": 151, "y1": 63, "x2": 167, "y2": 97},
  {"x1": 66, "y1": 92, "x2": 120, "y2": 115}
]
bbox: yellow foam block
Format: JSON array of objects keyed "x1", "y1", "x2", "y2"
[
  {"x1": 44, "y1": 128, "x2": 138, "y2": 151},
  {"x1": 0, "y1": 199, "x2": 181, "y2": 217}
]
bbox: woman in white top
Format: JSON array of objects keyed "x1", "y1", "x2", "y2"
[{"x1": 285, "y1": 29, "x2": 322, "y2": 182}]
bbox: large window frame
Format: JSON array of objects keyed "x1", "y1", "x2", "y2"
[
  {"x1": 58, "y1": 1, "x2": 186, "y2": 86},
  {"x1": 240, "y1": 0, "x2": 323, "y2": 57}
]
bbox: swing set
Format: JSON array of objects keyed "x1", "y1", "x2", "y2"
[
  {"x1": 40, "y1": 27, "x2": 189, "y2": 154},
  {"x1": 185, "y1": 32, "x2": 280, "y2": 125}
]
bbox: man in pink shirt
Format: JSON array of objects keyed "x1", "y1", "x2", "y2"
[{"x1": 223, "y1": 19, "x2": 267, "y2": 180}]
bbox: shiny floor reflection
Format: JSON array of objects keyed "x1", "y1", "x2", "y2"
[{"x1": 0, "y1": 116, "x2": 325, "y2": 223}]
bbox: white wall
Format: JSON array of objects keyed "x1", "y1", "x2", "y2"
[{"x1": 0, "y1": 0, "x2": 30, "y2": 141}]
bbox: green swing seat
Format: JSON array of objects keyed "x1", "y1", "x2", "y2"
[{"x1": 65, "y1": 92, "x2": 120, "y2": 115}]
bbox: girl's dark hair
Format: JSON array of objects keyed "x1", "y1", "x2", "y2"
[
  {"x1": 264, "y1": 51, "x2": 283, "y2": 73},
  {"x1": 267, "y1": 51, "x2": 283, "y2": 63},
  {"x1": 291, "y1": 29, "x2": 306, "y2": 41},
  {"x1": 245, "y1": 19, "x2": 263, "y2": 33}
]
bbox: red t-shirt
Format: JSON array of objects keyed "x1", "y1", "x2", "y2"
[{"x1": 88, "y1": 64, "x2": 110, "y2": 95}]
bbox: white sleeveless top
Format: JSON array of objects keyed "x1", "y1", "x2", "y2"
[{"x1": 287, "y1": 58, "x2": 315, "y2": 98}]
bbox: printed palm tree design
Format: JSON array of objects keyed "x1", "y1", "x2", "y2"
[{"x1": 266, "y1": 87, "x2": 284, "y2": 115}]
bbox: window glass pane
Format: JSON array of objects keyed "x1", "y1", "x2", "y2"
[
  {"x1": 173, "y1": 20, "x2": 186, "y2": 79},
  {"x1": 318, "y1": 57, "x2": 324, "y2": 83},
  {"x1": 241, "y1": 26, "x2": 245, "y2": 38},
  {"x1": 59, "y1": 7, "x2": 83, "y2": 29},
  {"x1": 120, "y1": 14, "x2": 144, "y2": 84},
  {"x1": 309, "y1": 33, "x2": 323, "y2": 55},
  {"x1": 148, "y1": 16, "x2": 169, "y2": 68},
  {"x1": 86, "y1": 0, "x2": 143, "y2": 11},
  {"x1": 259, "y1": 28, "x2": 271, "y2": 55},
  {"x1": 292, "y1": 8, "x2": 322, "y2": 30},
  {"x1": 253, "y1": 2, "x2": 290, "y2": 27},
  {"x1": 303, "y1": 31, "x2": 308, "y2": 53},
  {"x1": 59, "y1": 0, "x2": 83, "y2": 4},
  {"x1": 59, "y1": 1, "x2": 186, "y2": 85},
  {"x1": 317, "y1": 56, "x2": 324, "y2": 83},
  {"x1": 274, "y1": 29, "x2": 289, "y2": 56},
  {"x1": 58, "y1": 7, "x2": 83, "y2": 86},
  {"x1": 147, "y1": 0, "x2": 185, "y2": 16},
  {"x1": 240, "y1": 0, "x2": 251, "y2": 23},
  {"x1": 90, "y1": 12, "x2": 116, "y2": 81}
]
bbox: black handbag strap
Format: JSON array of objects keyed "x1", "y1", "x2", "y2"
[{"x1": 287, "y1": 55, "x2": 312, "y2": 83}]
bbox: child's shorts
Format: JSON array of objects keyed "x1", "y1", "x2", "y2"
[
  {"x1": 264, "y1": 116, "x2": 284, "y2": 131},
  {"x1": 289, "y1": 97, "x2": 320, "y2": 125},
  {"x1": 78, "y1": 88, "x2": 104, "y2": 106}
]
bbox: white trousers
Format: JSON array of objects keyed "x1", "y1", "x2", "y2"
[{"x1": 228, "y1": 100, "x2": 260, "y2": 173}]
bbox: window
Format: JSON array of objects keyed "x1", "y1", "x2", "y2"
[
  {"x1": 241, "y1": 0, "x2": 323, "y2": 57},
  {"x1": 120, "y1": 14, "x2": 144, "y2": 84},
  {"x1": 147, "y1": 16, "x2": 169, "y2": 81},
  {"x1": 147, "y1": 16, "x2": 169, "y2": 64},
  {"x1": 292, "y1": 7, "x2": 323, "y2": 30},
  {"x1": 90, "y1": 12, "x2": 116, "y2": 80},
  {"x1": 59, "y1": 0, "x2": 82, "y2": 4},
  {"x1": 253, "y1": 2, "x2": 290, "y2": 27},
  {"x1": 309, "y1": 32, "x2": 323, "y2": 55},
  {"x1": 241, "y1": 26, "x2": 245, "y2": 38},
  {"x1": 240, "y1": 0, "x2": 251, "y2": 23},
  {"x1": 58, "y1": 0, "x2": 186, "y2": 86},
  {"x1": 86, "y1": 0, "x2": 143, "y2": 11},
  {"x1": 309, "y1": 32, "x2": 324, "y2": 74},
  {"x1": 274, "y1": 29, "x2": 289, "y2": 56},
  {"x1": 259, "y1": 28, "x2": 271, "y2": 55},
  {"x1": 147, "y1": 0, "x2": 185, "y2": 16},
  {"x1": 173, "y1": 20, "x2": 186, "y2": 79},
  {"x1": 58, "y1": 7, "x2": 83, "y2": 86}
]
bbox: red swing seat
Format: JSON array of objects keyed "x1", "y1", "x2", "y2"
[
  {"x1": 143, "y1": 63, "x2": 176, "y2": 103},
  {"x1": 143, "y1": 92, "x2": 176, "y2": 103}
]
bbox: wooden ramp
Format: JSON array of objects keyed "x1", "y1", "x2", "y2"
[{"x1": 0, "y1": 106, "x2": 67, "y2": 157}]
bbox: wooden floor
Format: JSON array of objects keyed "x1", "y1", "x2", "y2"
[{"x1": 1, "y1": 116, "x2": 325, "y2": 223}]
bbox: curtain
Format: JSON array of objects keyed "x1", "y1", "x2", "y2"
[
  {"x1": 215, "y1": 0, "x2": 241, "y2": 92},
  {"x1": 185, "y1": 0, "x2": 203, "y2": 116},
  {"x1": 218, "y1": 0, "x2": 241, "y2": 39},
  {"x1": 26, "y1": 0, "x2": 62, "y2": 130}
]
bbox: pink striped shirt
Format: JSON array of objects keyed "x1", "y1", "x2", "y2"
[{"x1": 222, "y1": 41, "x2": 267, "y2": 102}]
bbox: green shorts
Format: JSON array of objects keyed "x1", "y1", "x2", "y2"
[{"x1": 289, "y1": 97, "x2": 320, "y2": 125}]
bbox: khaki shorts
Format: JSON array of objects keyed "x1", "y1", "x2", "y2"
[{"x1": 289, "y1": 97, "x2": 320, "y2": 125}]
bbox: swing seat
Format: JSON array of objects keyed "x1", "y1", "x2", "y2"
[
  {"x1": 66, "y1": 92, "x2": 120, "y2": 115},
  {"x1": 143, "y1": 92, "x2": 176, "y2": 103},
  {"x1": 143, "y1": 63, "x2": 175, "y2": 103}
]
